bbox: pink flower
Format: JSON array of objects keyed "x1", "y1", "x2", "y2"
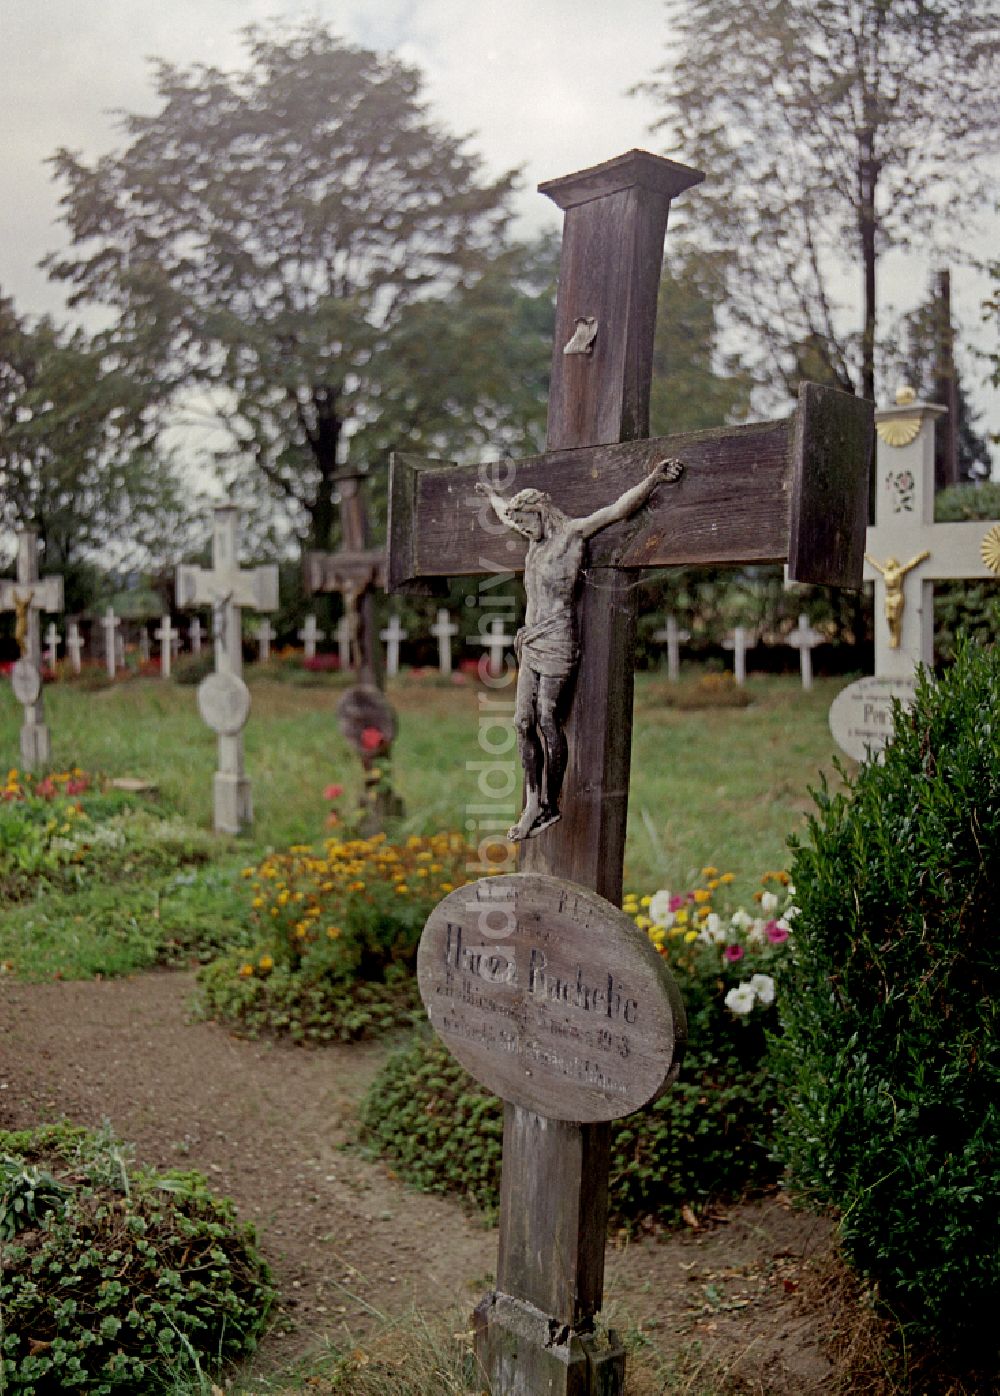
[
  {"x1": 724, "y1": 944, "x2": 745, "y2": 963},
  {"x1": 360, "y1": 727, "x2": 385, "y2": 752},
  {"x1": 669, "y1": 894, "x2": 686, "y2": 912},
  {"x1": 765, "y1": 921, "x2": 790, "y2": 944},
  {"x1": 323, "y1": 783, "x2": 344, "y2": 800}
]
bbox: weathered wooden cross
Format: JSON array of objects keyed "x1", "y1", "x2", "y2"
[
  {"x1": 1, "y1": 531, "x2": 64, "y2": 768},
  {"x1": 389, "y1": 150, "x2": 871, "y2": 1395},
  {"x1": 866, "y1": 385, "x2": 1000, "y2": 678},
  {"x1": 176, "y1": 505, "x2": 278, "y2": 833},
  {"x1": 431, "y1": 607, "x2": 459, "y2": 676},
  {"x1": 303, "y1": 463, "x2": 386, "y2": 684}
]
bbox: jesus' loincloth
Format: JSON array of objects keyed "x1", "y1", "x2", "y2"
[{"x1": 515, "y1": 610, "x2": 578, "y2": 679}]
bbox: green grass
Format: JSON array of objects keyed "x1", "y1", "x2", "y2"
[{"x1": 0, "y1": 669, "x2": 853, "y2": 980}]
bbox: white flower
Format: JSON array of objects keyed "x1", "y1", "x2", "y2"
[
  {"x1": 649, "y1": 890, "x2": 674, "y2": 926},
  {"x1": 785, "y1": 883, "x2": 796, "y2": 898},
  {"x1": 749, "y1": 973, "x2": 776, "y2": 1007},
  {"x1": 783, "y1": 904, "x2": 800, "y2": 922},
  {"x1": 773, "y1": 917, "x2": 792, "y2": 938},
  {"x1": 704, "y1": 912, "x2": 726, "y2": 944},
  {"x1": 725, "y1": 983, "x2": 756, "y2": 1016},
  {"x1": 731, "y1": 908, "x2": 752, "y2": 930},
  {"x1": 760, "y1": 890, "x2": 779, "y2": 915},
  {"x1": 746, "y1": 918, "x2": 768, "y2": 946}
]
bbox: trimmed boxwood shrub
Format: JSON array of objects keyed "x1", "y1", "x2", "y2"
[{"x1": 774, "y1": 641, "x2": 999, "y2": 1352}]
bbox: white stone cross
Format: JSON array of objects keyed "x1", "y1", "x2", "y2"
[
  {"x1": 67, "y1": 621, "x2": 85, "y2": 674},
  {"x1": 256, "y1": 618, "x2": 273, "y2": 663},
  {"x1": 475, "y1": 616, "x2": 514, "y2": 679},
  {"x1": 175, "y1": 504, "x2": 279, "y2": 833},
  {"x1": 335, "y1": 612, "x2": 353, "y2": 672},
  {"x1": 154, "y1": 615, "x2": 176, "y2": 679},
  {"x1": 431, "y1": 608, "x2": 459, "y2": 676},
  {"x1": 723, "y1": 626, "x2": 756, "y2": 686},
  {"x1": 380, "y1": 614, "x2": 407, "y2": 677},
  {"x1": 0, "y1": 531, "x2": 64, "y2": 767},
  {"x1": 787, "y1": 613, "x2": 823, "y2": 690},
  {"x1": 189, "y1": 615, "x2": 203, "y2": 655},
  {"x1": 44, "y1": 622, "x2": 61, "y2": 674},
  {"x1": 866, "y1": 385, "x2": 1000, "y2": 677},
  {"x1": 653, "y1": 614, "x2": 690, "y2": 683},
  {"x1": 298, "y1": 613, "x2": 325, "y2": 660},
  {"x1": 102, "y1": 608, "x2": 120, "y2": 678},
  {"x1": 138, "y1": 627, "x2": 151, "y2": 664}
]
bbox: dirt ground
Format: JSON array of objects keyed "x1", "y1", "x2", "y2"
[{"x1": 0, "y1": 970, "x2": 847, "y2": 1392}]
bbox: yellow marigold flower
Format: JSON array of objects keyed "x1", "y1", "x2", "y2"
[
  {"x1": 241, "y1": 867, "x2": 255, "y2": 878},
  {"x1": 693, "y1": 889, "x2": 711, "y2": 903},
  {"x1": 238, "y1": 963, "x2": 254, "y2": 978},
  {"x1": 396, "y1": 884, "x2": 409, "y2": 894},
  {"x1": 639, "y1": 895, "x2": 652, "y2": 908},
  {"x1": 697, "y1": 906, "x2": 710, "y2": 919},
  {"x1": 701, "y1": 865, "x2": 718, "y2": 877},
  {"x1": 668, "y1": 925, "x2": 686, "y2": 938},
  {"x1": 349, "y1": 880, "x2": 365, "y2": 892},
  {"x1": 634, "y1": 914, "x2": 651, "y2": 929},
  {"x1": 708, "y1": 879, "x2": 719, "y2": 890},
  {"x1": 676, "y1": 908, "x2": 689, "y2": 924},
  {"x1": 258, "y1": 954, "x2": 274, "y2": 971},
  {"x1": 684, "y1": 929, "x2": 699, "y2": 943},
  {"x1": 326, "y1": 926, "x2": 341, "y2": 939},
  {"x1": 441, "y1": 882, "x2": 454, "y2": 892},
  {"x1": 252, "y1": 897, "x2": 264, "y2": 910}
]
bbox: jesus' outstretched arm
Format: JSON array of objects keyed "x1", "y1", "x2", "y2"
[{"x1": 571, "y1": 458, "x2": 684, "y2": 539}]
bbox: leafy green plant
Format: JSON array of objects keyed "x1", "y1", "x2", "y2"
[
  {"x1": 0, "y1": 1157, "x2": 71, "y2": 1239},
  {"x1": 774, "y1": 641, "x2": 1000, "y2": 1354},
  {"x1": 0, "y1": 1124, "x2": 273, "y2": 1392},
  {"x1": 933, "y1": 484, "x2": 1000, "y2": 662}
]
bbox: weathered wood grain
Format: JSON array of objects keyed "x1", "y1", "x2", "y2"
[{"x1": 417, "y1": 875, "x2": 686, "y2": 1123}]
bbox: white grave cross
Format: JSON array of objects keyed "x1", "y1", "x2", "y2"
[
  {"x1": 67, "y1": 621, "x2": 85, "y2": 674},
  {"x1": 0, "y1": 531, "x2": 64, "y2": 767},
  {"x1": 189, "y1": 615, "x2": 203, "y2": 656},
  {"x1": 787, "y1": 614, "x2": 823, "y2": 690},
  {"x1": 865, "y1": 386, "x2": 1000, "y2": 678},
  {"x1": 102, "y1": 608, "x2": 121, "y2": 678},
  {"x1": 154, "y1": 615, "x2": 176, "y2": 679},
  {"x1": 175, "y1": 504, "x2": 279, "y2": 833},
  {"x1": 380, "y1": 614, "x2": 407, "y2": 677},
  {"x1": 44, "y1": 622, "x2": 61, "y2": 674},
  {"x1": 475, "y1": 616, "x2": 514, "y2": 679},
  {"x1": 256, "y1": 618, "x2": 273, "y2": 663},
  {"x1": 653, "y1": 614, "x2": 690, "y2": 683},
  {"x1": 431, "y1": 608, "x2": 459, "y2": 676},
  {"x1": 298, "y1": 614, "x2": 325, "y2": 660},
  {"x1": 723, "y1": 626, "x2": 756, "y2": 686}
]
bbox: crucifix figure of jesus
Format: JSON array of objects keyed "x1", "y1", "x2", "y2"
[
  {"x1": 476, "y1": 458, "x2": 683, "y2": 840},
  {"x1": 1, "y1": 531, "x2": 64, "y2": 768}
]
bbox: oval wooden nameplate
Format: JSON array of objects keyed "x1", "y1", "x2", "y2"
[
  {"x1": 197, "y1": 672, "x2": 251, "y2": 735},
  {"x1": 417, "y1": 873, "x2": 687, "y2": 1123},
  {"x1": 11, "y1": 660, "x2": 42, "y2": 706}
]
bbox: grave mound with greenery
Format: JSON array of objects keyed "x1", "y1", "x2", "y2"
[
  {"x1": 775, "y1": 640, "x2": 999, "y2": 1360},
  {"x1": 198, "y1": 830, "x2": 474, "y2": 1042},
  {"x1": 361, "y1": 870, "x2": 797, "y2": 1226},
  {"x1": 0, "y1": 1123, "x2": 273, "y2": 1393}
]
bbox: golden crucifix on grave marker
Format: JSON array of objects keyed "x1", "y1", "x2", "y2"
[
  {"x1": 13, "y1": 591, "x2": 33, "y2": 655},
  {"x1": 864, "y1": 550, "x2": 930, "y2": 648}
]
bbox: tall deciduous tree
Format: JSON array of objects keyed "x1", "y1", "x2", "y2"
[
  {"x1": 0, "y1": 291, "x2": 188, "y2": 606},
  {"x1": 44, "y1": 21, "x2": 518, "y2": 551},
  {"x1": 638, "y1": 0, "x2": 999, "y2": 406}
]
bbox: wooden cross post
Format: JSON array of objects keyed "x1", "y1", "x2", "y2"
[
  {"x1": 431, "y1": 607, "x2": 459, "y2": 676},
  {"x1": 866, "y1": 385, "x2": 1000, "y2": 677},
  {"x1": 303, "y1": 464, "x2": 386, "y2": 686},
  {"x1": 0, "y1": 531, "x2": 64, "y2": 768},
  {"x1": 176, "y1": 505, "x2": 278, "y2": 834},
  {"x1": 389, "y1": 150, "x2": 871, "y2": 1396}
]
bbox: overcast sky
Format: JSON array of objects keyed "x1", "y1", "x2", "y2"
[{"x1": 2, "y1": 0, "x2": 997, "y2": 455}]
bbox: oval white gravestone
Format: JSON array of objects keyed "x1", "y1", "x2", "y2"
[
  {"x1": 417, "y1": 873, "x2": 686, "y2": 1123},
  {"x1": 11, "y1": 659, "x2": 42, "y2": 706},
  {"x1": 829, "y1": 675, "x2": 918, "y2": 763},
  {"x1": 197, "y1": 672, "x2": 251, "y2": 735}
]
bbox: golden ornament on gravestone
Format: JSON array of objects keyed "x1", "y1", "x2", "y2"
[
  {"x1": 982, "y1": 525, "x2": 1000, "y2": 576},
  {"x1": 875, "y1": 383, "x2": 921, "y2": 448}
]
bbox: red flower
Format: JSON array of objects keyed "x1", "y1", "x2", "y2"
[
  {"x1": 765, "y1": 921, "x2": 790, "y2": 944},
  {"x1": 360, "y1": 727, "x2": 385, "y2": 752},
  {"x1": 323, "y1": 783, "x2": 344, "y2": 800},
  {"x1": 724, "y1": 944, "x2": 745, "y2": 963}
]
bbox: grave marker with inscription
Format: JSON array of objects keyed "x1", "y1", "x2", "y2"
[
  {"x1": 1, "y1": 532, "x2": 64, "y2": 768},
  {"x1": 389, "y1": 149, "x2": 871, "y2": 1396},
  {"x1": 176, "y1": 505, "x2": 278, "y2": 833},
  {"x1": 829, "y1": 675, "x2": 918, "y2": 763}
]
